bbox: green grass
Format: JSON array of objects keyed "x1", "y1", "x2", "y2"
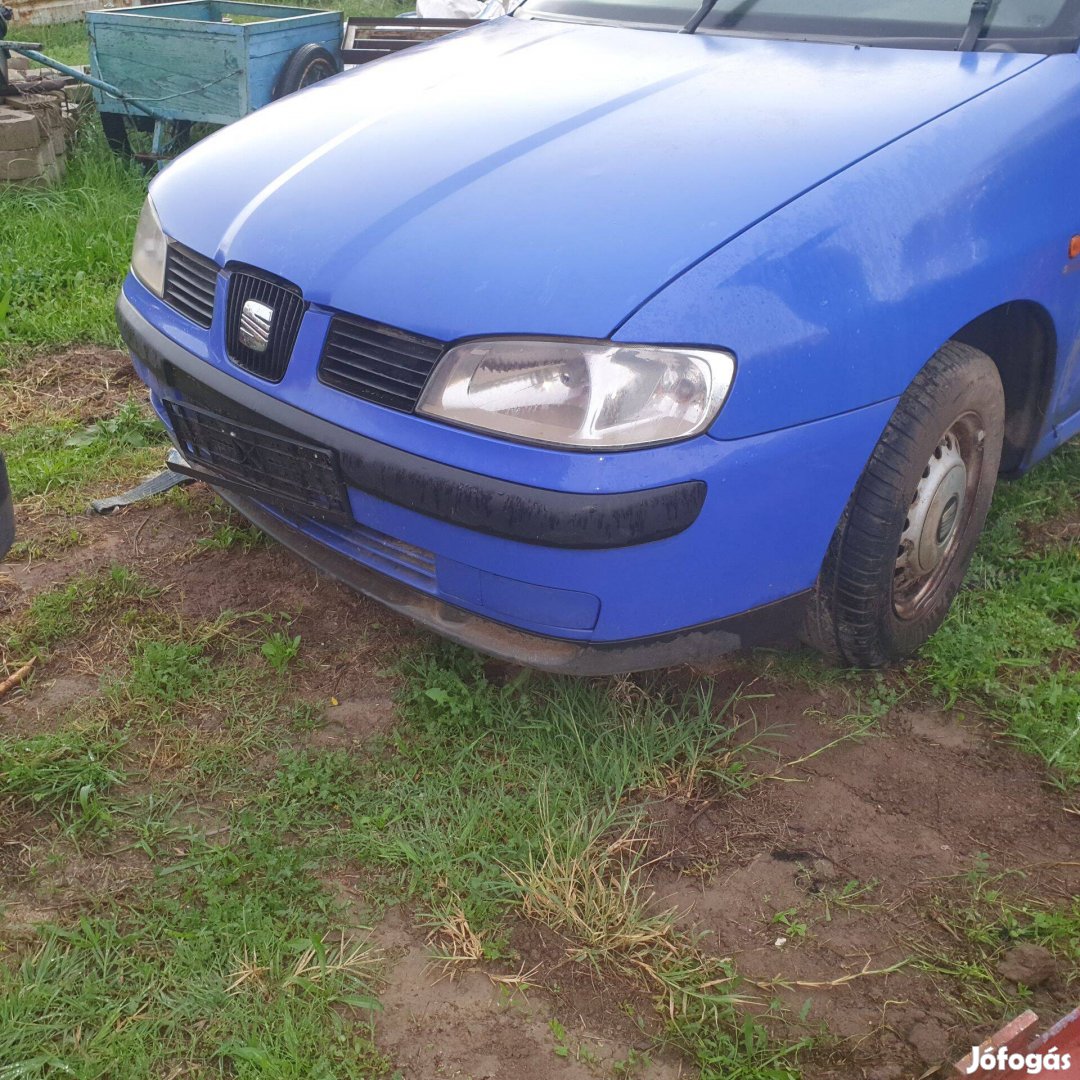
[
  {"x1": 671, "y1": 1015, "x2": 809, "y2": 1080},
  {"x1": 0, "y1": 572, "x2": 804, "y2": 1077},
  {"x1": 0, "y1": 573, "x2": 392, "y2": 1076},
  {"x1": 123, "y1": 638, "x2": 219, "y2": 703},
  {"x1": 4, "y1": 566, "x2": 307, "y2": 791},
  {"x1": 0, "y1": 725, "x2": 126, "y2": 833},
  {"x1": 194, "y1": 514, "x2": 269, "y2": 554},
  {"x1": 261, "y1": 648, "x2": 753, "y2": 930},
  {"x1": 249, "y1": 648, "x2": 803, "y2": 1070},
  {"x1": 6, "y1": 564, "x2": 164, "y2": 658},
  {"x1": 0, "y1": 130, "x2": 147, "y2": 354},
  {"x1": 914, "y1": 862, "x2": 1080, "y2": 1022},
  {"x1": 262, "y1": 630, "x2": 302, "y2": 672},
  {"x1": 10, "y1": 20, "x2": 91, "y2": 66},
  {"x1": 0, "y1": 832, "x2": 390, "y2": 1078},
  {"x1": 6, "y1": 401, "x2": 169, "y2": 511}
]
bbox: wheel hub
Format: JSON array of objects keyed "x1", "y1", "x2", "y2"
[{"x1": 896, "y1": 431, "x2": 968, "y2": 582}]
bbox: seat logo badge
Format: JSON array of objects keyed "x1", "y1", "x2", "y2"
[{"x1": 239, "y1": 300, "x2": 274, "y2": 353}]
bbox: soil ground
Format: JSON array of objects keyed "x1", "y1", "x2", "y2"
[{"x1": 2, "y1": 349, "x2": 1078, "y2": 1079}]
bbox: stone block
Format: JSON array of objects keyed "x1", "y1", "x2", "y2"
[
  {"x1": 6, "y1": 95, "x2": 63, "y2": 129},
  {"x1": 0, "y1": 145, "x2": 50, "y2": 182},
  {"x1": 0, "y1": 110, "x2": 42, "y2": 152}
]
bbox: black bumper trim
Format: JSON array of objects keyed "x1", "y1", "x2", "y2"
[
  {"x1": 117, "y1": 293, "x2": 705, "y2": 550},
  {"x1": 0, "y1": 453, "x2": 14, "y2": 560},
  {"x1": 213, "y1": 483, "x2": 810, "y2": 674}
]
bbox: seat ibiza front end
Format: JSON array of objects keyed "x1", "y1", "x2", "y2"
[{"x1": 118, "y1": 0, "x2": 1080, "y2": 672}]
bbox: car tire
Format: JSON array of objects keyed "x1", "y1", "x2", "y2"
[
  {"x1": 803, "y1": 340, "x2": 1005, "y2": 667},
  {"x1": 273, "y1": 44, "x2": 342, "y2": 100}
]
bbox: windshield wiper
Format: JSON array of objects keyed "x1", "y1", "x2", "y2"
[
  {"x1": 680, "y1": 0, "x2": 736, "y2": 35},
  {"x1": 958, "y1": 0, "x2": 992, "y2": 50},
  {"x1": 682, "y1": 0, "x2": 994, "y2": 46}
]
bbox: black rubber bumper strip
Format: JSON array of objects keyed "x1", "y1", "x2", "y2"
[
  {"x1": 116, "y1": 293, "x2": 706, "y2": 550},
  {"x1": 0, "y1": 453, "x2": 14, "y2": 561},
  {"x1": 215, "y1": 483, "x2": 810, "y2": 675}
]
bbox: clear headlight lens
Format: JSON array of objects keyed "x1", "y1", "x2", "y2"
[
  {"x1": 131, "y1": 197, "x2": 167, "y2": 298},
  {"x1": 417, "y1": 339, "x2": 735, "y2": 449}
]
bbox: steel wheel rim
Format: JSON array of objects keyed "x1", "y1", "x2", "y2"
[
  {"x1": 299, "y1": 61, "x2": 334, "y2": 89},
  {"x1": 892, "y1": 412, "x2": 985, "y2": 621}
]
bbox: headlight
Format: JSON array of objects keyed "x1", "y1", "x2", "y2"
[
  {"x1": 131, "y1": 197, "x2": 167, "y2": 298},
  {"x1": 416, "y1": 339, "x2": 735, "y2": 450}
]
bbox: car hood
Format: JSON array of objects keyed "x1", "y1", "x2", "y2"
[{"x1": 152, "y1": 18, "x2": 1041, "y2": 341}]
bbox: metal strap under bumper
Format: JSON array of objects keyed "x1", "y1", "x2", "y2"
[{"x1": 117, "y1": 291, "x2": 707, "y2": 550}]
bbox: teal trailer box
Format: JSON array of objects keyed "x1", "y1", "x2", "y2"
[{"x1": 87, "y1": 0, "x2": 342, "y2": 125}]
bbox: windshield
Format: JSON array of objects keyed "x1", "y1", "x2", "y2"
[{"x1": 517, "y1": 0, "x2": 1080, "y2": 53}]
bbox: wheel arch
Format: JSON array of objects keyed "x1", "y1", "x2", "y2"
[{"x1": 949, "y1": 300, "x2": 1057, "y2": 474}]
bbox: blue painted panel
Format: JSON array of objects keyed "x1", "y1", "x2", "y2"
[
  {"x1": 148, "y1": 19, "x2": 1044, "y2": 341},
  {"x1": 618, "y1": 53, "x2": 1080, "y2": 447}
]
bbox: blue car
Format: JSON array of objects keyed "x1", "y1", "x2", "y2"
[{"x1": 118, "y1": 0, "x2": 1080, "y2": 673}]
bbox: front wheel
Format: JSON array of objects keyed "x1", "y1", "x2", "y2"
[{"x1": 803, "y1": 341, "x2": 1005, "y2": 667}]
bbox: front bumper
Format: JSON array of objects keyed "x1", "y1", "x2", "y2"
[
  {"x1": 0, "y1": 453, "x2": 14, "y2": 560},
  {"x1": 215, "y1": 483, "x2": 809, "y2": 674},
  {"x1": 118, "y1": 284, "x2": 895, "y2": 673}
]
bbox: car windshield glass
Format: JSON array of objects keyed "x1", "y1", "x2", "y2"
[{"x1": 516, "y1": 0, "x2": 1080, "y2": 52}]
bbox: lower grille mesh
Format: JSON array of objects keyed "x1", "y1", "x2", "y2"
[{"x1": 273, "y1": 511, "x2": 437, "y2": 590}]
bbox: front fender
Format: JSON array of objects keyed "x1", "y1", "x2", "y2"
[{"x1": 617, "y1": 53, "x2": 1080, "y2": 442}]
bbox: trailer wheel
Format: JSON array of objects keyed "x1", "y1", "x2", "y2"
[
  {"x1": 273, "y1": 44, "x2": 341, "y2": 99},
  {"x1": 100, "y1": 112, "x2": 154, "y2": 157},
  {"x1": 99, "y1": 113, "x2": 192, "y2": 167}
]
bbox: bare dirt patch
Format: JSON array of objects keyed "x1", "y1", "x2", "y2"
[
  {"x1": 2, "y1": 347, "x2": 136, "y2": 429},
  {"x1": 641, "y1": 696, "x2": 1080, "y2": 1077},
  {"x1": 373, "y1": 906, "x2": 682, "y2": 1080},
  {"x1": 0, "y1": 672, "x2": 100, "y2": 736}
]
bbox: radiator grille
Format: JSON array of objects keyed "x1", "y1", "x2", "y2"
[
  {"x1": 162, "y1": 244, "x2": 217, "y2": 328},
  {"x1": 318, "y1": 314, "x2": 444, "y2": 412},
  {"x1": 163, "y1": 399, "x2": 350, "y2": 521},
  {"x1": 225, "y1": 270, "x2": 305, "y2": 383}
]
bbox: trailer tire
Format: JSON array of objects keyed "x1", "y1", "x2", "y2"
[
  {"x1": 273, "y1": 44, "x2": 342, "y2": 99},
  {"x1": 100, "y1": 112, "x2": 153, "y2": 156},
  {"x1": 99, "y1": 113, "x2": 192, "y2": 165}
]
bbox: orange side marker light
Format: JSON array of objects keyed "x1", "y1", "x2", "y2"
[{"x1": 1070, "y1": 235, "x2": 1080, "y2": 260}]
